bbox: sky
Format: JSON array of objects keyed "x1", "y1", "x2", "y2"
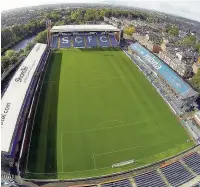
[{"x1": 1, "y1": 0, "x2": 200, "y2": 22}]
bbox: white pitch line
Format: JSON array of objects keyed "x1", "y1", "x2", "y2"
[
  {"x1": 93, "y1": 154, "x2": 97, "y2": 170},
  {"x1": 26, "y1": 172, "x2": 56, "y2": 175},
  {"x1": 60, "y1": 132, "x2": 64, "y2": 172},
  {"x1": 151, "y1": 119, "x2": 167, "y2": 149},
  {"x1": 63, "y1": 119, "x2": 151, "y2": 134}
]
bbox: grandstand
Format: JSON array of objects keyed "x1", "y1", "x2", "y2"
[
  {"x1": 1, "y1": 43, "x2": 50, "y2": 185},
  {"x1": 127, "y1": 42, "x2": 199, "y2": 115},
  {"x1": 183, "y1": 152, "x2": 200, "y2": 175},
  {"x1": 134, "y1": 170, "x2": 167, "y2": 187},
  {"x1": 160, "y1": 161, "x2": 194, "y2": 186},
  {"x1": 50, "y1": 25, "x2": 120, "y2": 49}
]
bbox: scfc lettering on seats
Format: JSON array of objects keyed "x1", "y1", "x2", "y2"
[{"x1": 61, "y1": 36, "x2": 108, "y2": 43}]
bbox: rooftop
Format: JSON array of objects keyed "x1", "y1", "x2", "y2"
[
  {"x1": 50, "y1": 24, "x2": 120, "y2": 33},
  {"x1": 1, "y1": 43, "x2": 47, "y2": 154}
]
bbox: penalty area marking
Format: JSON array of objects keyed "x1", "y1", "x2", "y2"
[
  {"x1": 93, "y1": 146, "x2": 142, "y2": 169},
  {"x1": 27, "y1": 141, "x2": 189, "y2": 175}
]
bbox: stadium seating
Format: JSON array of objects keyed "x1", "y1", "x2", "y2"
[
  {"x1": 52, "y1": 34, "x2": 118, "y2": 49},
  {"x1": 134, "y1": 170, "x2": 167, "y2": 187},
  {"x1": 101, "y1": 179, "x2": 132, "y2": 187},
  {"x1": 85, "y1": 35, "x2": 98, "y2": 47},
  {"x1": 60, "y1": 36, "x2": 71, "y2": 48},
  {"x1": 52, "y1": 36, "x2": 58, "y2": 49},
  {"x1": 160, "y1": 161, "x2": 194, "y2": 187},
  {"x1": 73, "y1": 35, "x2": 85, "y2": 48},
  {"x1": 109, "y1": 35, "x2": 118, "y2": 47},
  {"x1": 97, "y1": 35, "x2": 110, "y2": 47},
  {"x1": 182, "y1": 152, "x2": 200, "y2": 175}
]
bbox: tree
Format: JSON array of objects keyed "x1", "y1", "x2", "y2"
[
  {"x1": 5, "y1": 50, "x2": 15, "y2": 58},
  {"x1": 123, "y1": 26, "x2": 136, "y2": 36},
  {"x1": 10, "y1": 56, "x2": 18, "y2": 64},
  {"x1": 181, "y1": 34, "x2": 196, "y2": 47},
  {"x1": 168, "y1": 26, "x2": 179, "y2": 37},
  {"x1": 34, "y1": 30, "x2": 47, "y2": 43},
  {"x1": 1, "y1": 56, "x2": 10, "y2": 71},
  {"x1": 1, "y1": 28, "x2": 14, "y2": 48},
  {"x1": 195, "y1": 43, "x2": 200, "y2": 52},
  {"x1": 25, "y1": 42, "x2": 35, "y2": 52},
  {"x1": 190, "y1": 69, "x2": 200, "y2": 92},
  {"x1": 165, "y1": 24, "x2": 172, "y2": 32}
]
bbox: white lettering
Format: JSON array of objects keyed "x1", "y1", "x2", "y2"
[
  {"x1": 88, "y1": 36, "x2": 92, "y2": 43},
  {"x1": 75, "y1": 37, "x2": 82, "y2": 43},
  {"x1": 144, "y1": 54, "x2": 162, "y2": 70},
  {"x1": 62, "y1": 37, "x2": 69, "y2": 44},
  {"x1": 100, "y1": 36, "x2": 107, "y2": 43},
  {"x1": 15, "y1": 66, "x2": 28, "y2": 82},
  {"x1": 1, "y1": 103, "x2": 11, "y2": 127}
]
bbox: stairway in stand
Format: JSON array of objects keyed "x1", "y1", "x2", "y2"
[
  {"x1": 108, "y1": 35, "x2": 112, "y2": 47},
  {"x1": 57, "y1": 36, "x2": 60, "y2": 49}
]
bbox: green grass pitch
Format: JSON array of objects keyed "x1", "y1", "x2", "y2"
[{"x1": 26, "y1": 48, "x2": 194, "y2": 179}]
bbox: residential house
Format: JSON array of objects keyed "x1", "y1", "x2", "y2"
[
  {"x1": 193, "y1": 111, "x2": 200, "y2": 126},
  {"x1": 192, "y1": 57, "x2": 200, "y2": 74}
]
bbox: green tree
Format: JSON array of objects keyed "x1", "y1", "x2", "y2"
[
  {"x1": 181, "y1": 35, "x2": 196, "y2": 47},
  {"x1": 168, "y1": 26, "x2": 179, "y2": 37},
  {"x1": 190, "y1": 69, "x2": 200, "y2": 92},
  {"x1": 1, "y1": 56, "x2": 10, "y2": 71},
  {"x1": 34, "y1": 30, "x2": 47, "y2": 43},
  {"x1": 165, "y1": 24, "x2": 172, "y2": 32},
  {"x1": 25, "y1": 42, "x2": 35, "y2": 52},
  {"x1": 1, "y1": 28, "x2": 14, "y2": 49},
  {"x1": 195, "y1": 43, "x2": 200, "y2": 52},
  {"x1": 10, "y1": 55, "x2": 18, "y2": 64},
  {"x1": 5, "y1": 50, "x2": 15, "y2": 58},
  {"x1": 123, "y1": 26, "x2": 136, "y2": 36}
]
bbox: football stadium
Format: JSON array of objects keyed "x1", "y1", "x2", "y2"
[{"x1": 1, "y1": 24, "x2": 200, "y2": 186}]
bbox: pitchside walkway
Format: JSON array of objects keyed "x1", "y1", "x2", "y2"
[{"x1": 51, "y1": 34, "x2": 118, "y2": 49}]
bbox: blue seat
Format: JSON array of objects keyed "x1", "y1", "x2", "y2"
[
  {"x1": 134, "y1": 170, "x2": 167, "y2": 187},
  {"x1": 102, "y1": 179, "x2": 132, "y2": 187},
  {"x1": 183, "y1": 152, "x2": 200, "y2": 175},
  {"x1": 51, "y1": 36, "x2": 58, "y2": 49},
  {"x1": 160, "y1": 161, "x2": 194, "y2": 187}
]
